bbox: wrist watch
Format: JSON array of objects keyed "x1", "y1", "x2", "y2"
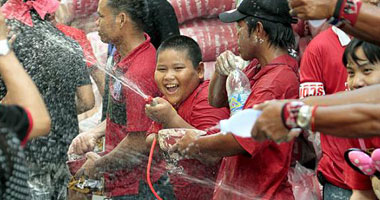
[
  {"x1": 296, "y1": 105, "x2": 313, "y2": 130},
  {"x1": 0, "y1": 39, "x2": 10, "y2": 56}
]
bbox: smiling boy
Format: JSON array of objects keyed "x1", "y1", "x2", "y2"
[{"x1": 145, "y1": 35, "x2": 230, "y2": 200}]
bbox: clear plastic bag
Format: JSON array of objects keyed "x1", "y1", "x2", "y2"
[
  {"x1": 288, "y1": 162, "x2": 322, "y2": 200},
  {"x1": 308, "y1": 131, "x2": 322, "y2": 161}
]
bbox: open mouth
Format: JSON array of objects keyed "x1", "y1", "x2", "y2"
[{"x1": 165, "y1": 83, "x2": 179, "y2": 94}]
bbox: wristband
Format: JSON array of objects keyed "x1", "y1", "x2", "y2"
[
  {"x1": 281, "y1": 101, "x2": 304, "y2": 130},
  {"x1": 341, "y1": 0, "x2": 362, "y2": 26},
  {"x1": 329, "y1": 0, "x2": 362, "y2": 26}
]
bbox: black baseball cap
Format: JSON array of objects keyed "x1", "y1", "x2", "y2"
[{"x1": 219, "y1": 0, "x2": 297, "y2": 25}]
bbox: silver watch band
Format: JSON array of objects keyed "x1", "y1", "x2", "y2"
[{"x1": 296, "y1": 105, "x2": 313, "y2": 130}]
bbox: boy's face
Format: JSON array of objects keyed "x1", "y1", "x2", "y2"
[
  {"x1": 155, "y1": 49, "x2": 203, "y2": 106},
  {"x1": 346, "y1": 47, "x2": 380, "y2": 90}
]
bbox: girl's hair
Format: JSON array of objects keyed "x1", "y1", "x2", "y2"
[{"x1": 343, "y1": 38, "x2": 380, "y2": 67}]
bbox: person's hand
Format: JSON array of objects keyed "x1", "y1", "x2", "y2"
[
  {"x1": 75, "y1": 152, "x2": 102, "y2": 179},
  {"x1": 145, "y1": 97, "x2": 177, "y2": 125},
  {"x1": 146, "y1": 133, "x2": 157, "y2": 147},
  {"x1": 68, "y1": 131, "x2": 99, "y2": 156},
  {"x1": 169, "y1": 130, "x2": 201, "y2": 159},
  {"x1": 146, "y1": 133, "x2": 161, "y2": 154},
  {"x1": 215, "y1": 50, "x2": 245, "y2": 76},
  {"x1": 169, "y1": 130, "x2": 221, "y2": 165},
  {"x1": 288, "y1": 0, "x2": 337, "y2": 20},
  {"x1": 0, "y1": 12, "x2": 7, "y2": 40},
  {"x1": 251, "y1": 100, "x2": 301, "y2": 143}
]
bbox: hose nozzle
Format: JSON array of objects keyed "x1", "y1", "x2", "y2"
[{"x1": 145, "y1": 96, "x2": 157, "y2": 106}]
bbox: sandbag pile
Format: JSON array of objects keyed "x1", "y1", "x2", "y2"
[
  {"x1": 55, "y1": 0, "x2": 99, "y2": 33},
  {"x1": 180, "y1": 18, "x2": 238, "y2": 62},
  {"x1": 168, "y1": 0, "x2": 235, "y2": 24}
]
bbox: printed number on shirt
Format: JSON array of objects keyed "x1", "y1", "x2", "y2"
[{"x1": 299, "y1": 82, "x2": 325, "y2": 99}]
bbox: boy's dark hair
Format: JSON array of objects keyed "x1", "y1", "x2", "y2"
[
  {"x1": 107, "y1": 0, "x2": 148, "y2": 31},
  {"x1": 244, "y1": 17, "x2": 295, "y2": 50},
  {"x1": 343, "y1": 38, "x2": 380, "y2": 67},
  {"x1": 157, "y1": 35, "x2": 202, "y2": 69}
]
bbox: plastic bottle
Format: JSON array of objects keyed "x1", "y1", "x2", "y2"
[
  {"x1": 227, "y1": 68, "x2": 251, "y2": 115},
  {"x1": 219, "y1": 109, "x2": 262, "y2": 138}
]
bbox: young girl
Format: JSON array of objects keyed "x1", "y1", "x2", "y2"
[{"x1": 343, "y1": 38, "x2": 380, "y2": 200}]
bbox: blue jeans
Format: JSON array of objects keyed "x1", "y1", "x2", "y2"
[
  {"x1": 323, "y1": 183, "x2": 352, "y2": 200},
  {"x1": 112, "y1": 176, "x2": 176, "y2": 200}
]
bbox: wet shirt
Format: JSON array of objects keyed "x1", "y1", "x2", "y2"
[
  {"x1": 0, "y1": 127, "x2": 30, "y2": 200},
  {"x1": 0, "y1": 12, "x2": 92, "y2": 165},
  {"x1": 300, "y1": 27, "x2": 352, "y2": 189},
  {"x1": 147, "y1": 81, "x2": 230, "y2": 200},
  {"x1": 0, "y1": 106, "x2": 32, "y2": 199},
  {"x1": 104, "y1": 34, "x2": 160, "y2": 197},
  {"x1": 214, "y1": 55, "x2": 299, "y2": 200},
  {"x1": 56, "y1": 23, "x2": 97, "y2": 68}
]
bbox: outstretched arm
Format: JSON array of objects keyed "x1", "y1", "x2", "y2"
[
  {"x1": 314, "y1": 103, "x2": 380, "y2": 138},
  {"x1": 289, "y1": 0, "x2": 380, "y2": 45},
  {"x1": 303, "y1": 84, "x2": 380, "y2": 106}
]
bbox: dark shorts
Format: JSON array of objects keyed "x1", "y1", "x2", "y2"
[
  {"x1": 323, "y1": 183, "x2": 352, "y2": 200},
  {"x1": 318, "y1": 172, "x2": 352, "y2": 200}
]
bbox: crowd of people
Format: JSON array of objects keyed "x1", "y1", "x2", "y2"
[{"x1": 1, "y1": 0, "x2": 380, "y2": 199}]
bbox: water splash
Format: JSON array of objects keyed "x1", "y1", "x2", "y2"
[
  {"x1": 169, "y1": 167, "x2": 261, "y2": 200},
  {"x1": 94, "y1": 64, "x2": 148, "y2": 100}
]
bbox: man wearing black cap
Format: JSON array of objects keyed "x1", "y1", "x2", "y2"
[{"x1": 170, "y1": 0, "x2": 299, "y2": 199}]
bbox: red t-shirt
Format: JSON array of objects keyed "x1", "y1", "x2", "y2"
[
  {"x1": 147, "y1": 81, "x2": 230, "y2": 200},
  {"x1": 104, "y1": 34, "x2": 160, "y2": 197},
  {"x1": 56, "y1": 23, "x2": 97, "y2": 68},
  {"x1": 300, "y1": 27, "x2": 352, "y2": 189},
  {"x1": 213, "y1": 55, "x2": 299, "y2": 200},
  {"x1": 344, "y1": 138, "x2": 380, "y2": 190}
]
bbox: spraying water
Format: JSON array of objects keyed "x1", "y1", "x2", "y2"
[{"x1": 94, "y1": 64, "x2": 149, "y2": 100}]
